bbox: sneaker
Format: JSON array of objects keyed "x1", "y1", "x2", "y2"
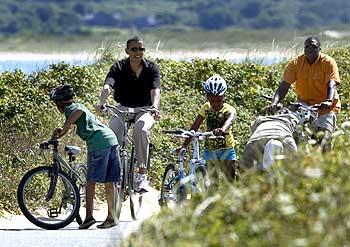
[
  {"x1": 96, "y1": 218, "x2": 118, "y2": 229},
  {"x1": 136, "y1": 173, "x2": 149, "y2": 193},
  {"x1": 79, "y1": 216, "x2": 96, "y2": 229}
]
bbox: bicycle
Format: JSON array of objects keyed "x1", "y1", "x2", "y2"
[
  {"x1": 159, "y1": 130, "x2": 222, "y2": 208},
  {"x1": 102, "y1": 104, "x2": 154, "y2": 220},
  {"x1": 255, "y1": 95, "x2": 320, "y2": 167},
  {"x1": 17, "y1": 139, "x2": 87, "y2": 230}
]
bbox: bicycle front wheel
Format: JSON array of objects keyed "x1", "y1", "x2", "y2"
[
  {"x1": 193, "y1": 165, "x2": 209, "y2": 195},
  {"x1": 17, "y1": 166, "x2": 80, "y2": 230},
  {"x1": 129, "y1": 148, "x2": 143, "y2": 220},
  {"x1": 159, "y1": 163, "x2": 181, "y2": 208}
]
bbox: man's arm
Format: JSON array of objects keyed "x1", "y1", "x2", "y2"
[
  {"x1": 52, "y1": 110, "x2": 83, "y2": 139},
  {"x1": 271, "y1": 80, "x2": 290, "y2": 105},
  {"x1": 150, "y1": 88, "x2": 161, "y2": 109},
  {"x1": 319, "y1": 80, "x2": 337, "y2": 110},
  {"x1": 150, "y1": 88, "x2": 161, "y2": 119},
  {"x1": 326, "y1": 80, "x2": 337, "y2": 101},
  {"x1": 95, "y1": 84, "x2": 113, "y2": 115},
  {"x1": 267, "y1": 80, "x2": 291, "y2": 113}
]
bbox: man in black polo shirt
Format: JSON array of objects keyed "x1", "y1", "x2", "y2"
[{"x1": 95, "y1": 36, "x2": 161, "y2": 192}]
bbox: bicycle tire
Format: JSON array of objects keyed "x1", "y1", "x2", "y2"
[
  {"x1": 17, "y1": 166, "x2": 80, "y2": 230},
  {"x1": 129, "y1": 146, "x2": 143, "y2": 220},
  {"x1": 193, "y1": 165, "x2": 209, "y2": 194},
  {"x1": 159, "y1": 163, "x2": 181, "y2": 208},
  {"x1": 115, "y1": 151, "x2": 128, "y2": 219},
  {"x1": 74, "y1": 163, "x2": 87, "y2": 225}
]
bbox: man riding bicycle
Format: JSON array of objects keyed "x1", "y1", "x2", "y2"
[
  {"x1": 95, "y1": 36, "x2": 161, "y2": 192},
  {"x1": 268, "y1": 36, "x2": 341, "y2": 153}
]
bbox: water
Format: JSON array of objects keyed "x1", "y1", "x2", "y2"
[
  {"x1": 0, "y1": 59, "x2": 94, "y2": 74},
  {"x1": 0, "y1": 52, "x2": 95, "y2": 74},
  {"x1": 0, "y1": 51, "x2": 290, "y2": 74}
]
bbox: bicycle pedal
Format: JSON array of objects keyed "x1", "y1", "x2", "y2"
[{"x1": 47, "y1": 208, "x2": 60, "y2": 218}]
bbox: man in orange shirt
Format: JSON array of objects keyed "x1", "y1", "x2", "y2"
[{"x1": 268, "y1": 36, "x2": 340, "y2": 152}]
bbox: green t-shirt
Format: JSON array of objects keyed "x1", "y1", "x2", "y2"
[
  {"x1": 64, "y1": 102, "x2": 118, "y2": 151},
  {"x1": 198, "y1": 102, "x2": 235, "y2": 151}
]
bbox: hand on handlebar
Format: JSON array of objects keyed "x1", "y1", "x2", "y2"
[
  {"x1": 318, "y1": 100, "x2": 333, "y2": 111},
  {"x1": 213, "y1": 128, "x2": 224, "y2": 136},
  {"x1": 51, "y1": 127, "x2": 63, "y2": 140},
  {"x1": 95, "y1": 104, "x2": 105, "y2": 115},
  {"x1": 150, "y1": 106, "x2": 161, "y2": 121},
  {"x1": 265, "y1": 103, "x2": 281, "y2": 114}
]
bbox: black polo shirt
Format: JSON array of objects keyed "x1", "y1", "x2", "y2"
[{"x1": 105, "y1": 58, "x2": 161, "y2": 107}]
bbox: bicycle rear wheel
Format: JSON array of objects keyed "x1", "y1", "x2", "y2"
[
  {"x1": 159, "y1": 163, "x2": 182, "y2": 208},
  {"x1": 74, "y1": 163, "x2": 87, "y2": 225},
  {"x1": 17, "y1": 166, "x2": 80, "y2": 230}
]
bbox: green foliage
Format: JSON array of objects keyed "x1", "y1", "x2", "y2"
[{"x1": 1, "y1": 45, "x2": 350, "y2": 241}]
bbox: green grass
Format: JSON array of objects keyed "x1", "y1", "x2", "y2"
[{"x1": 1, "y1": 28, "x2": 350, "y2": 54}]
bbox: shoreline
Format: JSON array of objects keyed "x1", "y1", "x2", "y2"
[
  {"x1": 0, "y1": 49, "x2": 296, "y2": 61},
  {"x1": 0, "y1": 52, "x2": 96, "y2": 61}
]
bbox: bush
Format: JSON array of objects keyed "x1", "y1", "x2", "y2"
[{"x1": 1, "y1": 46, "x2": 349, "y2": 222}]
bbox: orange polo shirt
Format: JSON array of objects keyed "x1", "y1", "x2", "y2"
[{"x1": 283, "y1": 53, "x2": 341, "y2": 114}]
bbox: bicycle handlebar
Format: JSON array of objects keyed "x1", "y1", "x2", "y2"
[
  {"x1": 164, "y1": 129, "x2": 225, "y2": 139},
  {"x1": 101, "y1": 104, "x2": 154, "y2": 115},
  {"x1": 39, "y1": 139, "x2": 61, "y2": 149}
]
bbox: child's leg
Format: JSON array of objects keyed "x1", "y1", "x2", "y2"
[
  {"x1": 206, "y1": 160, "x2": 219, "y2": 192},
  {"x1": 85, "y1": 181, "x2": 96, "y2": 219},
  {"x1": 221, "y1": 160, "x2": 237, "y2": 182},
  {"x1": 105, "y1": 182, "x2": 116, "y2": 220}
]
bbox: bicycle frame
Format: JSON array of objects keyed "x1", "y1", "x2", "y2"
[
  {"x1": 41, "y1": 140, "x2": 85, "y2": 201},
  {"x1": 165, "y1": 130, "x2": 216, "y2": 195}
]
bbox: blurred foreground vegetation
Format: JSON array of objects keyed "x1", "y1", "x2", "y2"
[{"x1": 0, "y1": 44, "x2": 350, "y2": 245}]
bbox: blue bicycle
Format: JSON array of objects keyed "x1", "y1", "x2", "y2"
[{"x1": 159, "y1": 130, "x2": 220, "y2": 208}]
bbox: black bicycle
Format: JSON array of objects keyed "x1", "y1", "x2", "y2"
[
  {"x1": 17, "y1": 139, "x2": 87, "y2": 230},
  {"x1": 102, "y1": 104, "x2": 154, "y2": 220}
]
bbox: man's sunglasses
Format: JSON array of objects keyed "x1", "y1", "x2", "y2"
[{"x1": 129, "y1": 47, "x2": 146, "y2": 52}]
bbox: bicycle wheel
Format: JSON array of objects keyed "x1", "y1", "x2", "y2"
[
  {"x1": 129, "y1": 147, "x2": 143, "y2": 220},
  {"x1": 74, "y1": 163, "x2": 87, "y2": 225},
  {"x1": 193, "y1": 165, "x2": 209, "y2": 195},
  {"x1": 159, "y1": 163, "x2": 182, "y2": 208},
  {"x1": 17, "y1": 166, "x2": 80, "y2": 230}
]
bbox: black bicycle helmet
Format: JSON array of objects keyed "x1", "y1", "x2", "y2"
[{"x1": 49, "y1": 84, "x2": 75, "y2": 101}]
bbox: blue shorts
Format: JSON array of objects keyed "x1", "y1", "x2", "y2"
[
  {"x1": 87, "y1": 145, "x2": 120, "y2": 183},
  {"x1": 203, "y1": 148, "x2": 237, "y2": 161}
]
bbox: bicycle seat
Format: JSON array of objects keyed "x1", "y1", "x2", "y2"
[{"x1": 65, "y1": 146, "x2": 81, "y2": 155}]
